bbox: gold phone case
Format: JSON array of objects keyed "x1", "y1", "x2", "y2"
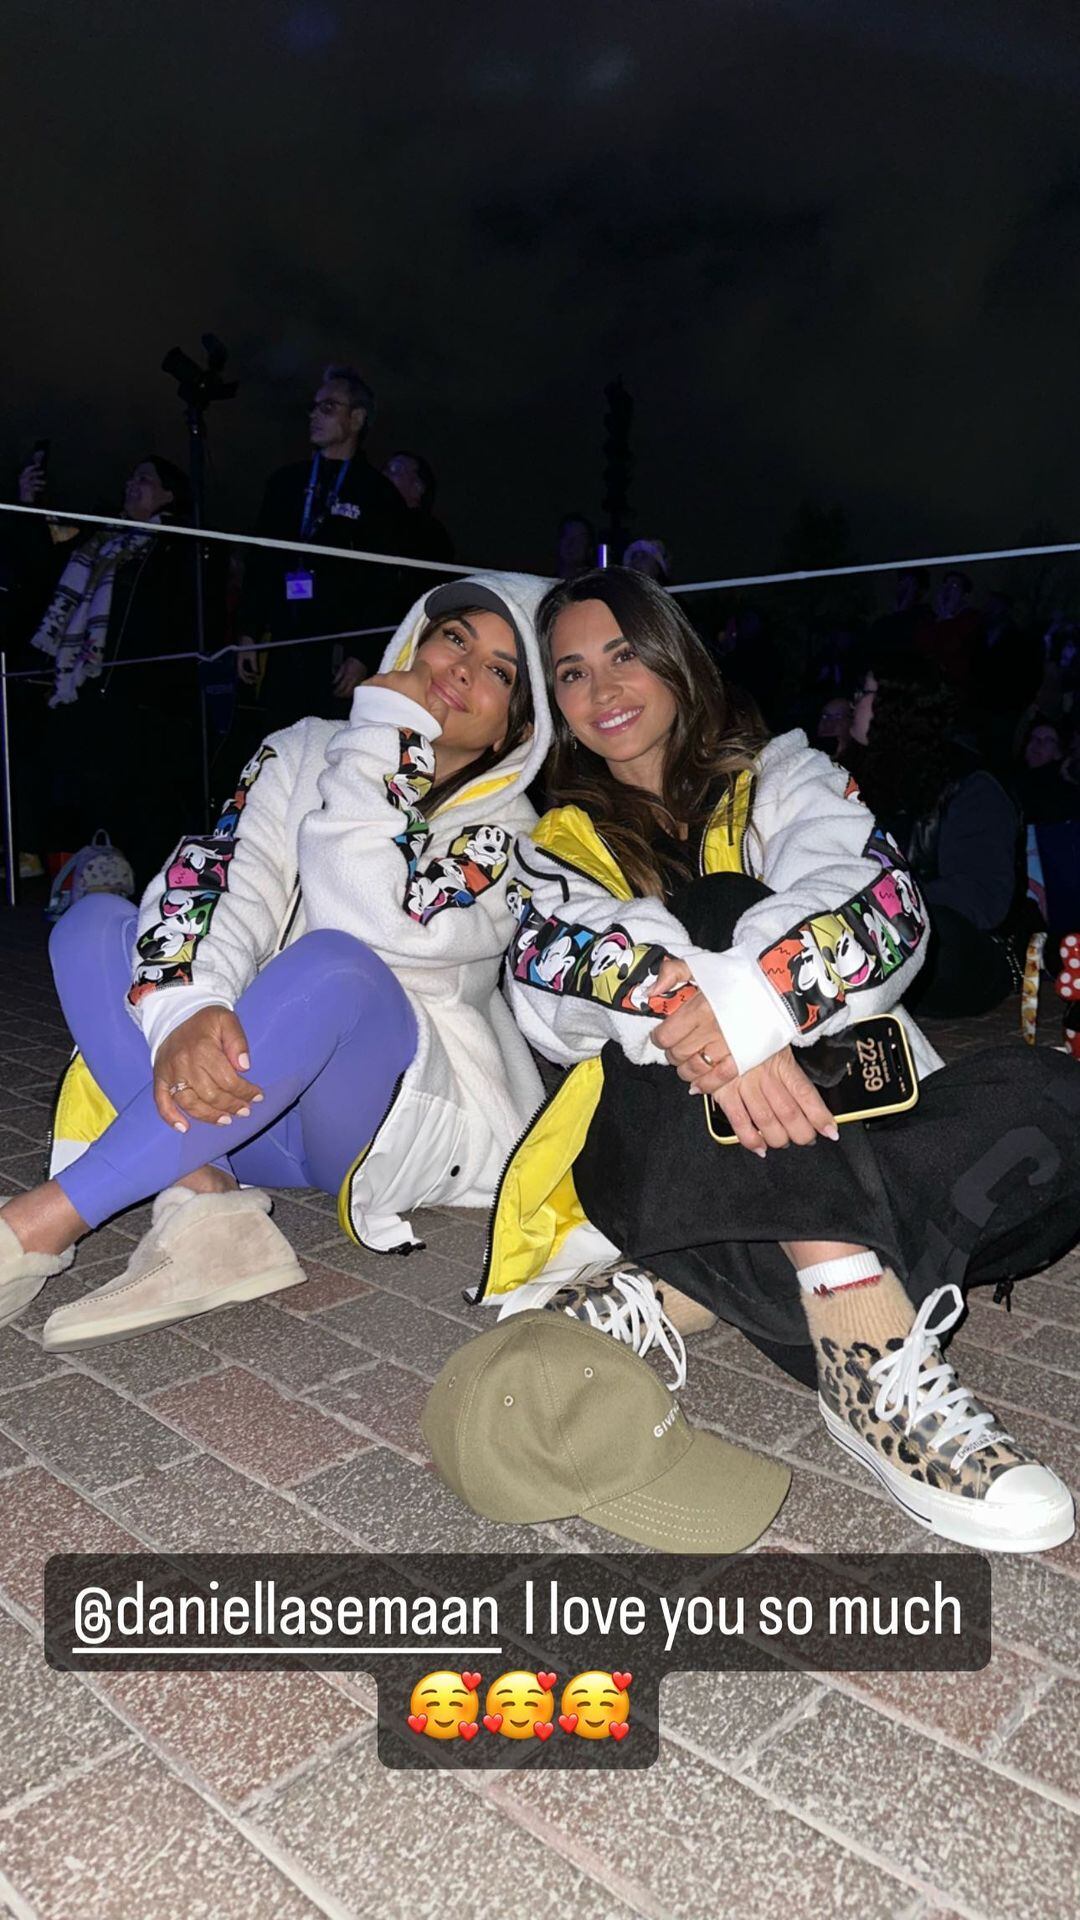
[{"x1": 705, "y1": 1015, "x2": 919, "y2": 1145}]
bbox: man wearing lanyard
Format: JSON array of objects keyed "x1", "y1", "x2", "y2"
[{"x1": 235, "y1": 365, "x2": 411, "y2": 732}]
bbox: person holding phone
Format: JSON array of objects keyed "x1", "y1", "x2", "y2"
[
  {"x1": 4, "y1": 451, "x2": 214, "y2": 887},
  {"x1": 16, "y1": 440, "x2": 50, "y2": 506},
  {"x1": 491, "y1": 568, "x2": 1079, "y2": 1554}
]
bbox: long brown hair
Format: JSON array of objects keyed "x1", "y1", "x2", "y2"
[
  {"x1": 413, "y1": 607, "x2": 534, "y2": 817},
  {"x1": 538, "y1": 568, "x2": 768, "y2": 896}
]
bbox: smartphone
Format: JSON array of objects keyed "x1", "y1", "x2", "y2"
[{"x1": 705, "y1": 1014, "x2": 919, "y2": 1144}]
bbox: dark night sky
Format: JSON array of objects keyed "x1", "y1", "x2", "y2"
[{"x1": 6, "y1": 0, "x2": 1080, "y2": 585}]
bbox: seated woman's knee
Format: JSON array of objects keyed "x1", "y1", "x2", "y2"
[
  {"x1": 289, "y1": 928, "x2": 402, "y2": 1000},
  {"x1": 288, "y1": 928, "x2": 376, "y2": 974},
  {"x1": 48, "y1": 891, "x2": 133, "y2": 970}
]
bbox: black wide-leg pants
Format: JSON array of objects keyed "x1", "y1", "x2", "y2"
[{"x1": 574, "y1": 876, "x2": 1080, "y2": 1387}]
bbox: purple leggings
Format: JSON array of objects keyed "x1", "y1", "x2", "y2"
[{"x1": 49, "y1": 895, "x2": 418, "y2": 1230}]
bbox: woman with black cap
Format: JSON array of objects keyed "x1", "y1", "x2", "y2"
[{"x1": 0, "y1": 574, "x2": 551, "y2": 1350}]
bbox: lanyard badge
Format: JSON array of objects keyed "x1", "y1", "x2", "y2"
[{"x1": 299, "y1": 453, "x2": 351, "y2": 542}]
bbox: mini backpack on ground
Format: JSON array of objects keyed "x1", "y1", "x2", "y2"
[{"x1": 46, "y1": 830, "x2": 135, "y2": 922}]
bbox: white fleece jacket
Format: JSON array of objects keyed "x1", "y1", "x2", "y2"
[
  {"x1": 506, "y1": 729, "x2": 944, "y2": 1084},
  {"x1": 127, "y1": 570, "x2": 552, "y2": 1249}
]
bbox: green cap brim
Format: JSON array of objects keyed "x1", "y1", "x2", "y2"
[{"x1": 578, "y1": 1429, "x2": 791, "y2": 1554}]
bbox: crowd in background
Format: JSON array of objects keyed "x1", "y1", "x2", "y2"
[
  {"x1": 2, "y1": 364, "x2": 1078, "y2": 1027},
  {"x1": 779, "y1": 567, "x2": 1080, "y2": 1021}
]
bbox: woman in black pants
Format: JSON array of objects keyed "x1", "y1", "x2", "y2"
[{"x1": 490, "y1": 568, "x2": 1080, "y2": 1554}]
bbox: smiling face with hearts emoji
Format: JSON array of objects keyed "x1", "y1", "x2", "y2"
[
  {"x1": 559, "y1": 1670, "x2": 631, "y2": 1740},
  {"x1": 483, "y1": 1669, "x2": 556, "y2": 1739},
  {"x1": 408, "y1": 1670, "x2": 480, "y2": 1741}
]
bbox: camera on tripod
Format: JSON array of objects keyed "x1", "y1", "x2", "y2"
[{"x1": 161, "y1": 334, "x2": 238, "y2": 412}]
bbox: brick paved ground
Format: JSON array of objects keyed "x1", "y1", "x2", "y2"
[{"x1": 0, "y1": 901, "x2": 1077, "y2": 1919}]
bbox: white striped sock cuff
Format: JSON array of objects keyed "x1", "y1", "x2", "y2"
[{"x1": 796, "y1": 1251, "x2": 882, "y2": 1296}]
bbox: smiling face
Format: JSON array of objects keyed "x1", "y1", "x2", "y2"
[
  {"x1": 484, "y1": 1671, "x2": 555, "y2": 1739},
  {"x1": 549, "y1": 597, "x2": 679, "y2": 794},
  {"x1": 1025, "y1": 722, "x2": 1062, "y2": 770},
  {"x1": 415, "y1": 610, "x2": 525, "y2": 768},
  {"x1": 409, "y1": 1671, "x2": 479, "y2": 1740},
  {"x1": 123, "y1": 460, "x2": 175, "y2": 522},
  {"x1": 560, "y1": 1671, "x2": 630, "y2": 1739}
]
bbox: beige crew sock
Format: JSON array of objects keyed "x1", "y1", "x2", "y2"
[{"x1": 800, "y1": 1264, "x2": 916, "y2": 1350}]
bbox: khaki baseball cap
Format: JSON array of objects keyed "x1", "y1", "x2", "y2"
[{"x1": 422, "y1": 1310, "x2": 790, "y2": 1553}]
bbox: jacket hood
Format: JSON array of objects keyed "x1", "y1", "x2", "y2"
[{"x1": 378, "y1": 570, "x2": 553, "y2": 807}]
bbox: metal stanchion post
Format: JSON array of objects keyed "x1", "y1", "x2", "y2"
[
  {"x1": 187, "y1": 410, "x2": 213, "y2": 830},
  {"x1": 0, "y1": 652, "x2": 17, "y2": 909},
  {"x1": 162, "y1": 335, "x2": 238, "y2": 830}
]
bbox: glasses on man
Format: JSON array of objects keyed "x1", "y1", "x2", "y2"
[{"x1": 309, "y1": 397, "x2": 349, "y2": 416}]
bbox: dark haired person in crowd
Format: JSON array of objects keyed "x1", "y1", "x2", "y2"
[
  {"x1": 383, "y1": 451, "x2": 455, "y2": 564},
  {"x1": 845, "y1": 654, "x2": 1025, "y2": 1018},
  {"x1": 814, "y1": 693, "x2": 853, "y2": 760},
  {"x1": 1014, "y1": 716, "x2": 1080, "y2": 825},
  {"x1": 711, "y1": 606, "x2": 784, "y2": 729},
  {"x1": 968, "y1": 591, "x2": 1044, "y2": 771},
  {"x1": 1034, "y1": 617, "x2": 1080, "y2": 730},
  {"x1": 5, "y1": 454, "x2": 212, "y2": 887},
  {"x1": 916, "y1": 569, "x2": 982, "y2": 699},
  {"x1": 623, "y1": 538, "x2": 673, "y2": 585},
  {"x1": 555, "y1": 513, "x2": 596, "y2": 580},
  {"x1": 492, "y1": 568, "x2": 1078, "y2": 1554},
  {"x1": 871, "y1": 567, "x2": 932, "y2": 651},
  {"x1": 236, "y1": 365, "x2": 411, "y2": 729}
]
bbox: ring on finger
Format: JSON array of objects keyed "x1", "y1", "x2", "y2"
[
  {"x1": 698, "y1": 1048, "x2": 714, "y2": 1067},
  {"x1": 167, "y1": 1081, "x2": 189, "y2": 1096}
]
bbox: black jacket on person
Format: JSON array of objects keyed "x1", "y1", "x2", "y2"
[
  {"x1": 1, "y1": 512, "x2": 225, "y2": 885},
  {"x1": 237, "y1": 454, "x2": 412, "y2": 721},
  {"x1": 1014, "y1": 762, "x2": 1080, "y2": 826},
  {"x1": 2, "y1": 511, "x2": 214, "y2": 706},
  {"x1": 846, "y1": 741, "x2": 1023, "y2": 935}
]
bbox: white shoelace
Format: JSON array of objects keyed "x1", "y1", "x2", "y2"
[
  {"x1": 563, "y1": 1268, "x2": 688, "y2": 1391},
  {"x1": 867, "y1": 1284, "x2": 1012, "y2": 1470}
]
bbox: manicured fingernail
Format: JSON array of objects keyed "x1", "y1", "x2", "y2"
[
  {"x1": 754, "y1": 1147, "x2": 767, "y2": 1159},
  {"x1": 237, "y1": 1106, "x2": 251, "y2": 1118},
  {"x1": 217, "y1": 1115, "x2": 233, "y2": 1127},
  {"x1": 825, "y1": 1125, "x2": 840, "y2": 1142},
  {"x1": 238, "y1": 1053, "x2": 250, "y2": 1070},
  {"x1": 173, "y1": 1122, "x2": 188, "y2": 1134},
  {"x1": 689, "y1": 1085, "x2": 702, "y2": 1097},
  {"x1": 252, "y1": 1093, "x2": 264, "y2": 1104}
]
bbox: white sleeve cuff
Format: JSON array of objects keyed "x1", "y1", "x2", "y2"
[
  {"x1": 348, "y1": 685, "x2": 443, "y2": 738},
  {"x1": 683, "y1": 944, "x2": 793, "y2": 1075},
  {"x1": 136, "y1": 989, "x2": 235, "y2": 1065}
]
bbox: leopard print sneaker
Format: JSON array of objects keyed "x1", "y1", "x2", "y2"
[
  {"x1": 817, "y1": 1284, "x2": 1074, "y2": 1552},
  {"x1": 550, "y1": 1265, "x2": 687, "y2": 1390}
]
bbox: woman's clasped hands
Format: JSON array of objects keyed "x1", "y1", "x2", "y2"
[{"x1": 648, "y1": 956, "x2": 839, "y2": 1154}]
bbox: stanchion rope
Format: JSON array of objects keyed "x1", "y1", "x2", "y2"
[
  {"x1": 0, "y1": 624, "x2": 396, "y2": 683},
  {"x1": 2, "y1": 498, "x2": 1079, "y2": 618}
]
